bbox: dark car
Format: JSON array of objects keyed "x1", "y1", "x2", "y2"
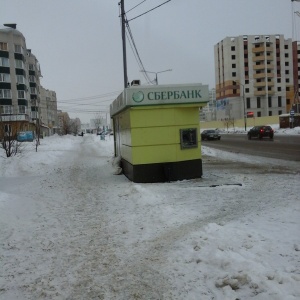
[
  {"x1": 247, "y1": 125, "x2": 274, "y2": 140},
  {"x1": 201, "y1": 130, "x2": 221, "y2": 141}
]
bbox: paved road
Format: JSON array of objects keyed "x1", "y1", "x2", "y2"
[{"x1": 201, "y1": 134, "x2": 300, "y2": 162}]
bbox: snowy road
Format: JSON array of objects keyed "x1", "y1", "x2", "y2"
[{"x1": 0, "y1": 134, "x2": 299, "y2": 299}]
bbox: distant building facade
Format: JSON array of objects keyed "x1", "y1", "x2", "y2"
[
  {"x1": 40, "y1": 87, "x2": 58, "y2": 135},
  {"x1": 0, "y1": 24, "x2": 59, "y2": 138},
  {"x1": 200, "y1": 88, "x2": 216, "y2": 122},
  {"x1": 214, "y1": 35, "x2": 300, "y2": 120}
]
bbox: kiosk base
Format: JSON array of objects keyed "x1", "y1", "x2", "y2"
[{"x1": 121, "y1": 158, "x2": 203, "y2": 183}]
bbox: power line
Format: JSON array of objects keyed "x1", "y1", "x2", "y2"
[
  {"x1": 125, "y1": 25, "x2": 152, "y2": 84},
  {"x1": 58, "y1": 90, "x2": 121, "y2": 102},
  {"x1": 127, "y1": 0, "x2": 172, "y2": 22},
  {"x1": 126, "y1": 0, "x2": 147, "y2": 13}
]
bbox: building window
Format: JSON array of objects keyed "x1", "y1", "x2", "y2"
[
  {"x1": 285, "y1": 53, "x2": 289, "y2": 58},
  {"x1": 246, "y1": 97, "x2": 251, "y2": 109},
  {"x1": 285, "y1": 62, "x2": 289, "y2": 66},
  {"x1": 31, "y1": 111, "x2": 38, "y2": 119},
  {"x1": 278, "y1": 96, "x2": 282, "y2": 107},
  {"x1": 16, "y1": 75, "x2": 25, "y2": 84},
  {"x1": 0, "y1": 42, "x2": 8, "y2": 51},
  {"x1": 284, "y1": 45, "x2": 288, "y2": 49},
  {"x1": 18, "y1": 90, "x2": 26, "y2": 99},
  {"x1": 18, "y1": 105, "x2": 26, "y2": 114},
  {"x1": 29, "y1": 64, "x2": 35, "y2": 71},
  {"x1": 231, "y1": 55, "x2": 236, "y2": 60},
  {"x1": 180, "y1": 128, "x2": 198, "y2": 149},
  {"x1": 287, "y1": 99, "x2": 290, "y2": 105},
  {"x1": 0, "y1": 73, "x2": 10, "y2": 82},
  {"x1": 14, "y1": 44, "x2": 22, "y2": 53},
  {"x1": 285, "y1": 70, "x2": 289, "y2": 75},
  {"x1": 30, "y1": 87, "x2": 37, "y2": 94},
  {"x1": 245, "y1": 88, "x2": 249, "y2": 93},
  {"x1": 269, "y1": 111, "x2": 272, "y2": 116},
  {"x1": 4, "y1": 124, "x2": 12, "y2": 133},
  {"x1": 232, "y1": 64, "x2": 236, "y2": 68},
  {"x1": 231, "y1": 46, "x2": 235, "y2": 51},
  {"x1": 257, "y1": 97, "x2": 261, "y2": 108},
  {"x1": 268, "y1": 97, "x2": 272, "y2": 108},
  {"x1": 245, "y1": 71, "x2": 249, "y2": 76},
  {"x1": 278, "y1": 87, "x2": 281, "y2": 92},
  {"x1": 15, "y1": 59, "x2": 24, "y2": 69},
  {"x1": 0, "y1": 105, "x2": 13, "y2": 114},
  {"x1": 232, "y1": 72, "x2": 236, "y2": 77},
  {"x1": 0, "y1": 57, "x2": 9, "y2": 67},
  {"x1": 286, "y1": 87, "x2": 290, "y2": 91},
  {"x1": 278, "y1": 110, "x2": 282, "y2": 115},
  {"x1": 29, "y1": 75, "x2": 35, "y2": 82},
  {"x1": 0, "y1": 89, "x2": 12, "y2": 98},
  {"x1": 286, "y1": 78, "x2": 290, "y2": 83},
  {"x1": 277, "y1": 78, "x2": 281, "y2": 83},
  {"x1": 257, "y1": 111, "x2": 261, "y2": 117}
]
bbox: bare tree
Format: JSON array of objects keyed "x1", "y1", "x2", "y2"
[
  {"x1": 69, "y1": 118, "x2": 81, "y2": 135},
  {"x1": 0, "y1": 116, "x2": 22, "y2": 157},
  {"x1": 93, "y1": 113, "x2": 105, "y2": 132},
  {"x1": 61, "y1": 115, "x2": 72, "y2": 135},
  {"x1": 35, "y1": 118, "x2": 41, "y2": 152},
  {"x1": 223, "y1": 117, "x2": 235, "y2": 132}
]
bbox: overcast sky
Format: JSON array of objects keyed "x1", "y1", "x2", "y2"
[{"x1": 1, "y1": 0, "x2": 299, "y2": 123}]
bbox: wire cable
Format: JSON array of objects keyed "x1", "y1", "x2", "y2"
[
  {"x1": 126, "y1": 0, "x2": 147, "y2": 13},
  {"x1": 127, "y1": 0, "x2": 171, "y2": 22},
  {"x1": 125, "y1": 15, "x2": 153, "y2": 84}
]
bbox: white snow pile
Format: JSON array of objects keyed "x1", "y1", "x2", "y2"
[{"x1": 0, "y1": 129, "x2": 299, "y2": 300}]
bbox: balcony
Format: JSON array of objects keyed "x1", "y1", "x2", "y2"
[
  {"x1": 252, "y1": 46, "x2": 273, "y2": 53},
  {"x1": 0, "y1": 113, "x2": 30, "y2": 122},
  {"x1": 253, "y1": 64, "x2": 266, "y2": 70},
  {"x1": 254, "y1": 90, "x2": 275, "y2": 96},
  {"x1": 252, "y1": 46, "x2": 265, "y2": 53},
  {"x1": 253, "y1": 73, "x2": 275, "y2": 79},
  {"x1": 252, "y1": 55, "x2": 273, "y2": 62},
  {"x1": 254, "y1": 81, "x2": 274, "y2": 87}
]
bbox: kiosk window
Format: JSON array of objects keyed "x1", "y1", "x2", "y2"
[{"x1": 180, "y1": 128, "x2": 198, "y2": 149}]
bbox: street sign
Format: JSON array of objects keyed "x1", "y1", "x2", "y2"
[{"x1": 290, "y1": 110, "x2": 295, "y2": 116}]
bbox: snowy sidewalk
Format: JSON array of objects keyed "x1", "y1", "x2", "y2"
[{"x1": 0, "y1": 134, "x2": 299, "y2": 299}]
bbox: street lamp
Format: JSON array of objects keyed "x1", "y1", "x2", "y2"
[
  {"x1": 233, "y1": 80, "x2": 247, "y2": 131},
  {"x1": 140, "y1": 69, "x2": 172, "y2": 85}
]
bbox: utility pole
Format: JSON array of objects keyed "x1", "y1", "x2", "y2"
[{"x1": 120, "y1": 0, "x2": 128, "y2": 88}]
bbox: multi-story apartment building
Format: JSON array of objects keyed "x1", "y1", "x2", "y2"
[
  {"x1": 214, "y1": 35, "x2": 300, "y2": 121},
  {"x1": 40, "y1": 87, "x2": 58, "y2": 134},
  {"x1": 0, "y1": 23, "x2": 58, "y2": 138}
]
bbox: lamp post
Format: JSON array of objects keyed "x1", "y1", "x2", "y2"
[
  {"x1": 141, "y1": 69, "x2": 172, "y2": 85},
  {"x1": 233, "y1": 80, "x2": 247, "y2": 131}
]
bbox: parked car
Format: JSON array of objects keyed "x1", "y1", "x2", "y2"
[
  {"x1": 247, "y1": 125, "x2": 274, "y2": 140},
  {"x1": 201, "y1": 130, "x2": 221, "y2": 141}
]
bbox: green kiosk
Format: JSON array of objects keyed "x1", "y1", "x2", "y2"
[{"x1": 110, "y1": 83, "x2": 209, "y2": 183}]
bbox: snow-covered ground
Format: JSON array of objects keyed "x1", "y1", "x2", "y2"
[{"x1": 0, "y1": 127, "x2": 299, "y2": 300}]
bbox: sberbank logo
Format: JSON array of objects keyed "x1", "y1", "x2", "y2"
[{"x1": 132, "y1": 91, "x2": 144, "y2": 103}]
